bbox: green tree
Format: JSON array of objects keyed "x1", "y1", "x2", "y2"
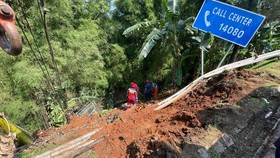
[
  {"x1": 216, "y1": 0, "x2": 280, "y2": 63},
  {"x1": 0, "y1": 0, "x2": 127, "y2": 129},
  {"x1": 123, "y1": 0, "x2": 208, "y2": 86}
]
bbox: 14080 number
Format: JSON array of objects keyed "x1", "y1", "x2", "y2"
[{"x1": 219, "y1": 23, "x2": 244, "y2": 38}]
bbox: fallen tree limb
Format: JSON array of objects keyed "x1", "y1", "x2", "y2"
[
  {"x1": 35, "y1": 128, "x2": 101, "y2": 158},
  {"x1": 60, "y1": 135, "x2": 107, "y2": 158},
  {"x1": 155, "y1": 50, "x2": 280, "y2": 110}
]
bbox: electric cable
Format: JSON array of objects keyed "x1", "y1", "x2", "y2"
[
  {"x1": 6, "y1": 0, "x2": 55, "y2": 90},
  {"x1": 23, "y1": 16, "x2": 53, "y2": 81},
  {"x1": 17, "y1": 2, "x2": 53, "y2": 85},
  {"x1": 37, "y1": 0, "x2": 68, "y2": 108},
  {"x1": 16, "y1": 16, "x2": 55, "y2": 91},
  {"x1": 37, "y1": 0, "x2": 64, "y2": 87}
]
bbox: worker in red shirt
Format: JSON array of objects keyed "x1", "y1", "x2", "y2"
[
  {"x1": 126, "y1": 85, "x2": 138, "y2": 110},
  {"x1": 130, "y1": 82, "x2": 139, "y2": 103}
]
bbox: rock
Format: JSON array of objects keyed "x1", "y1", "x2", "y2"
[
  {"x1": 151, "y1": 135, "x2": 159, "y2": 141},
  {"x1": 221, "y1": 133, "x2": 234, "y2": 147},
  {"x1": 197, "y1": 148, "x2": 210, "y2": 158},
  {"x1": 213, "y1": 140, "x2": 226, "y2": 153}
]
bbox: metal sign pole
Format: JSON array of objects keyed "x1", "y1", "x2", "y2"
[
  {"x1": 201, "y1": 48, "x2": 204, "y2": 78},
  {"x1": 216, "y1": 43, "x2": 234, "y2": 68}
]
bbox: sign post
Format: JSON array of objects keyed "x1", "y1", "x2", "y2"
[
  {"x1": 193, "y1": 0, "x2": 265, "y2": 47},
  {"x1": 193, "y1": 0, "x2": 265, "y2": 76}
]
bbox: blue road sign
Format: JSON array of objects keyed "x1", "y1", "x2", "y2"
[{"x1": 193, "y1": 0, "x2": 265, "y2": 47}]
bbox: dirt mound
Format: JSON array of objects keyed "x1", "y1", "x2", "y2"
[{"x1": 25, "y1": 68, "x2": 280, "y2": 158}]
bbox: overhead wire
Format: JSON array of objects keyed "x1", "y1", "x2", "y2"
[
  {"x1": 37, "y1": 0, "x2": 67, "y2": 108},
  {"x1": 37, "y1": 0, "x2": 64, "y2": 88},
  {"x1": 7, "y1": 0, "x2": 55, "y2": 91},
  {"x1": 15, "y1": 17, "x2": 55, "y2": 91},
  {"x1": 37, "y1": 0, "x2": 61, "y2": 81},
  {"x1": 18, "y1": 1, "x2": 53, "y2": 84},
  {"x1": 22, "y1": 17, "x2": 53, "y2": 80}
]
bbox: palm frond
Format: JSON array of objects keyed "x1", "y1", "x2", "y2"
[
  {"x1": 139, "y1": 28, "x2": 167, "y2": 60},
  {"x1": 123, "y1": 20, "x2": 159, "y2": 36},
  {"x1": 167, "y1": 44, "x2": 176, "y2": 58},
  {"x1": 177, "y1": 17, "x2": 195, "y2": 32},
  {"x1": 180, "y1": 48, "x2": 190, "y2": 64}
]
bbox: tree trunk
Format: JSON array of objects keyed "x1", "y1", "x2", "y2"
[
  {"x1": 228, "y1": 0, "x2": 255, "y2": 64},
  {"x1": 171, "y1": 59, "x2": 179, "y2": 91},
  {"x1": 228, "y1": 44, "x2": 239, "y2": 63}
]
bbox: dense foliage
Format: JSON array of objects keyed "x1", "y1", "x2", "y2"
[{"x1": 0, "y1": 0, "x2": 278, "y2": 132}]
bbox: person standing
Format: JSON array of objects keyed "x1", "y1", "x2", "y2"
[
  {"x1": 152, "y1": 82, "x2": 158, "y2": 99},
  {"x1": 130, "y1": 82, "x2": 139, "y2": 103},
  {"x1": 126, "y1": 86, "x2": 137, "y2": 110},
  {"x1": 144, "y1": 80, "x2": 153, "y2": 101}
]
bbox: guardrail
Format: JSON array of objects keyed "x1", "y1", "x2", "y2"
[{"x1": 156, "y1": 50, "x2": 280, "y2": 110}]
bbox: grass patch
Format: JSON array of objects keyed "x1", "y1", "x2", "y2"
[
  {"x1": 250, "y1": 58, "x2": 280, "y2": 77},
  {"x1": 77, "y1": 151, "x2": 98, "y2": 157},
  {"x1": 17, "y1": 143, "x2": 57, "y2": 158}
]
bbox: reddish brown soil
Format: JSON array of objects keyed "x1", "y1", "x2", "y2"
[{"x1": 31, "y1": 69, "x2": 280, "y2": 158}]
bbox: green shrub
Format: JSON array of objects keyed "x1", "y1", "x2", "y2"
[{"x1": 0, "y1": 99, "x2": 44, "y2": 133}]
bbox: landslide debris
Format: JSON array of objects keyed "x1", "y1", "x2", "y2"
[{"x1": 19, "y1": 61, "x2": 280, "y2": 158}]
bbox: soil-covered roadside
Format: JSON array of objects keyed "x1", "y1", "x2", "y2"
[{"x1": 19, "y1": 59, "x2": 280, "y2": 158}]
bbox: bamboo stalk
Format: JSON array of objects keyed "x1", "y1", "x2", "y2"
[
  {"x1": 0, "y1": 114, "x2": 33, "y2": 145},
  {"x1": 35, "y1": 128, "x2": 101, "y2": 158},
  {"x1": 60, "y1": 135, "x2": 106, "y2": 158}
]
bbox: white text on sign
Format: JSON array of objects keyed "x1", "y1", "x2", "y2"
[{"x1": 212, "y1": 7, "x2": 253, "y2": 26}]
